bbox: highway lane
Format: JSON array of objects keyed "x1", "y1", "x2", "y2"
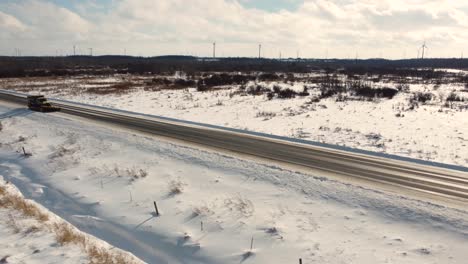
[{"x1": 1, "y1": 91, "x2": 468, "y2": 200}]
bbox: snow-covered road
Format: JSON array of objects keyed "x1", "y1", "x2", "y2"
[{"x1": 1, "y1": 102, "x2": 468, "y2": 263}]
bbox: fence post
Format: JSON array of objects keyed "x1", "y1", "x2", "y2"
[{"x1": 153, "y1": 201, "x2": 159, "y2": 216}]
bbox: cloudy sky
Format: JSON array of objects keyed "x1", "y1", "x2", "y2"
[{"x1": 1, "y1": 0, "x2": 467, "y2": 59}]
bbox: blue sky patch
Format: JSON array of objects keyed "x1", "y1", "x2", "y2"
[{"x1": 236, "y1": 0, "x2": 303, "y2": 12}]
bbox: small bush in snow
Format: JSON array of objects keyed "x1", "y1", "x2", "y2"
[
  {"x1": 49, "y1": 145, "x2": 76, "y2": 160},
  {"x1": 257, "y1": 73, "x2": 280, "y2": 81},
  {"x1": 255, "y1": 111, "x2": 276, "y2": 119},
  {"x1": 266, "y1": 92, "x2": 274, "y2": 100},
  {"x1": 366, "y1": 133, "x2": 382, "y2": 141},
  {"x1": 224, "y1": 196, "x2": 254, "y2": 217},
  {"x1": 446, "y1": 91, "x2": 465, "y2": 102},
  {"x1": 411, "y1": 92, "x2": 433, "y2": 104},
  {"x1": 354, "y1": 86, "x2": 398, "y2": 99},
  {"x1": 246, "y1": 84, "x2": 269, "y2": 96},
  {"x1": 192, "y1": 206, "x2": 213, "y2": 217},
  {"x1": 0, "y1": 121, "x2": 3, "y2": 131},
  {"x1": 168, "y1": 180, "x2": 185, "y2": 196},
  {"x1": 396, "y1": 83, "x2": 410, "y2": 92},
  {"x1": 112, "y1": 166, "x2": 148, "y2": 181},
  {"x1": 297, "y1": 86, "x2": 310, "y2": 96},
  {"x1": 277, "y1": 88, "x2": 297, "y2": 99}
]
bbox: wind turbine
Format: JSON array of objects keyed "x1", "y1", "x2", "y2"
[
  {"x1": 213, "y1": 42, "x2": 216, "y2": 58},
  {"x1": 420, "y1": 42, "x2": 428, "y2": 59}
]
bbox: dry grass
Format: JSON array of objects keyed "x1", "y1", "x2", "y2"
[
  {"x1": 53, "y1": 222, "x2": 87, "y2": 246},
  {"x1": 0, "y1": 186, "x2": 49, "y2": 222},
  {"x1": 88, "y1": 245, "x2": 130, "y2": 264},
  {"x1": 0, "y1": 184, "x2": 141, "y2": 264},
  {"x1": 53, "y1": 223, "x2": 137, "y2": 264}
]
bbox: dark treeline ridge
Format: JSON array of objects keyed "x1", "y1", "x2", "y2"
[{"x1": 1, "y1": 55, "x2": 468, "y2": 78}]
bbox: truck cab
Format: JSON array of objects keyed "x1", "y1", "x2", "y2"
[{"x1": 27, "y1": 95, "x2": 60, "y2": 112}]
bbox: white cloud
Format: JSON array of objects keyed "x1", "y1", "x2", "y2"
[
  {"x1": 0, "y1": 11, "x2": 27, "y2": 31},
  {"x1": 1, "y1": 0, "x2": 468, "y2": 58}
]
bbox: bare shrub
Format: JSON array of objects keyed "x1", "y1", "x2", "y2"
[
  {"x1": 49, "y1": 146, "x2": 76, "y2": 160},
  {"x1": 113, "y1": 166, "x2": 148, "y2": 181},
  {"x1": 53, "y1": 222, "x2": 86, "y2": 246},
  {"x1": 0, "y1": 122, "x2": 3, "y2": 131},
  {"x1": 224, "y1": 196, "x2": 254, "y2": 217},
  {"x1": 255, "y1": 111, "x2": 276, "y2": 120},
  {"x1": 229, "y1": 89, "x2": 246, "y2": 98},
  {"x1": 192, "y1": 206, "x2": 213, "y2": 217},
  {"x1": 411, "y1": 92, "x2": 433, "y2": 104},
  {"x1": 277, "y1": 88, "x2": 297, "y2": 99},
  {"x1": 354, "y1": 85, "x2": 398, "y2": 99},
  {"x1": 258, "y1": 73, "x2": 280, "y2": 81},
  {"x1": 168, "y1": 180, "x2": 185, "y2": 196},
  {"x1": 447, "y1": 91, "x2": 465, "y2": 102},
  {"x1": 396, "y1": 83, "x2": 410, "y2": 92},
  {"x1": 246, "y1": 84, "x2": 269, "y2": 96},
  {"x1": 366, "y1": 133, "x2": 383, "y2": 141}
]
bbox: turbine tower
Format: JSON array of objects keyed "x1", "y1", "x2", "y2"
[
  {"x1": 420, "y1": 42, "x2": 428, "y2": 59},
  {"x1": 213, "y1": 42, "x2": 216, "y2": 58},
  {"x1": 258, "y1": 44, "x2": 262, "y2": 59}
]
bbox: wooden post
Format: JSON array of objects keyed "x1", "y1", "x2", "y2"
[
  {"x1": 153, "y1": 201, "x2": 159, "y2": 216},
  {"x1": 21, "y1": 147, "x2": 31, "y2": 157},
  {"x1": 250, "y1": 236, "x2": 254, "y2": 251},
  {"x1": 299, "y1": 258, "x2": 302, "y2": 264},
  {"x1": 201, "y1": 221, "x2": 204, "y2": 231}
]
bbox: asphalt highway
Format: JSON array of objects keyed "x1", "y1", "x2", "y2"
[{"x1": 1, "y1": 91, "x2": 467, "y2": 200}]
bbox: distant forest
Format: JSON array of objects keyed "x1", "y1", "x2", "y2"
[{"x1": 0, "y1": 55, "x2": 467, "y2": 78}]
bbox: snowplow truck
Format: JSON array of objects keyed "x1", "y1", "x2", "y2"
[{"x1": 27, "y1": 95, "x2": 61, "y2": 112}]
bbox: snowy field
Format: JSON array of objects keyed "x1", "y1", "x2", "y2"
[
  {"x1": 1, "y1": 71, "x2": 467, "y2": 167},
  {"x1": 1, "y1": 102, "x2": 468, "y2": 263}
]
